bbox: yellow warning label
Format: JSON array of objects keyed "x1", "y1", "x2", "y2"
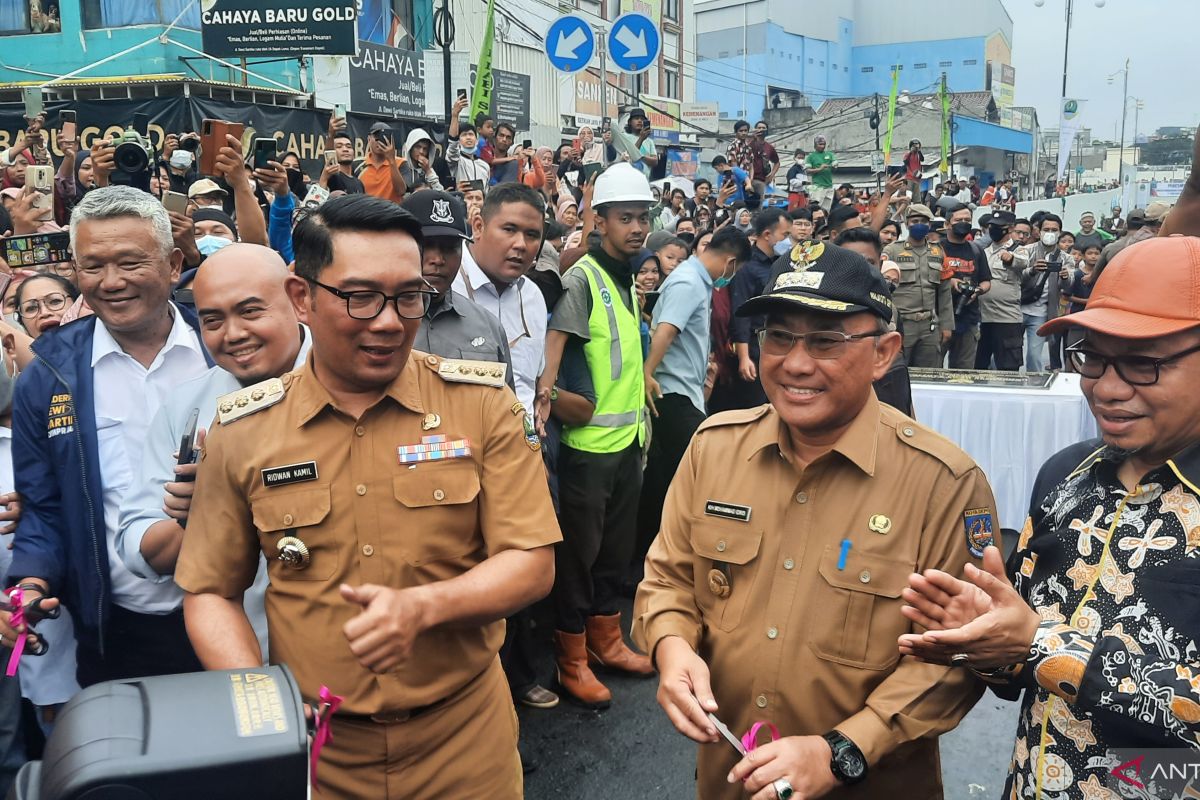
[{"x1": 230, "y1": 672, "x2": 290, "y2": 737}]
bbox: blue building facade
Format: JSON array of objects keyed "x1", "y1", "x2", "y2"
[
  {"x1": 0, "y1": 0, "x2": 434, "y2": 91},
  {"x1": 693, "y1": 0, "x2": 1011, "y2": 122}
]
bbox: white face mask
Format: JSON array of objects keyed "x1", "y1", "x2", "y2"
[{"x1": 1041, "y1": 231, "x2": 1059, "y2": 247}]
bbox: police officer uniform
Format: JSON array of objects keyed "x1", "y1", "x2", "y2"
[
  {"x1": 634, "y1": 251, "x2": 999, "y2": 798},
  {"x1": 175, "y1": 350, "x2": 561, "y2": 799},
  {"x1": 883, "y1": 204, "x2": 954, "y2": 368}
]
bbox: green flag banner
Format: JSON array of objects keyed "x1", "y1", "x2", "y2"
[
  {"x1": 881, "y1": 67, "x2": 899, "y2": 166},
  {"x1": 470, "y1": 0, "x2": 496, "y2": 124}
]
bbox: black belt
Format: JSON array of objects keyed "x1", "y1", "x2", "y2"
[{"x1": 335, "y1": 695, "x2": 448, "y2": 725}]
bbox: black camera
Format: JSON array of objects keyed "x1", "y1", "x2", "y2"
[
  {"x1": 954, "y1": 279, "x2": 979, "y2": 316},
  {"x1": 110, "y1": 127, "x2": 153, "y2": 193},
  {"x1": 178, "y1": 133, "x2": 201, "y2": 153}
]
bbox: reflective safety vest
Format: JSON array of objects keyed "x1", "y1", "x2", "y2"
[{"x1": 561, "y1": 255, "x2": 646, "y2": 454}]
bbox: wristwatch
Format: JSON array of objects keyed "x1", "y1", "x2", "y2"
[{"x1": 822, "y1": 730, "x2": 867, "y2": 785}]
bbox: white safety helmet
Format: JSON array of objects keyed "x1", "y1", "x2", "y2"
[{"x1": 592, "y1": 163, "x2": 654, "y2": 208}]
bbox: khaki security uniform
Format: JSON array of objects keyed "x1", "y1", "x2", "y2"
[
  {"x1": 176, "y1": 351, "x2": 561, "y2": 800},
  {"x1": 883, "y1": 240, "x2": 954, "y2": 367},
  {"x1": 633, "y1": 395, "x2": 998, "y2": 799}
]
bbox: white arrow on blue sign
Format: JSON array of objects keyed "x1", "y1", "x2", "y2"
[
  {"x1": 607, "y1": 12, "x2": 660, "y2": 74},
  {"x1": 545, "y1": 15, "x2": 595, "y2": 73}
]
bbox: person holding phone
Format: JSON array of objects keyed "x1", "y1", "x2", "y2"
[
  {"x1": 446, "y1": 94, "x2": 491, "y2": 189},
  {"x1": 396, "y1": 127, "x2": 441, "y2": 195},
  {"x1": 357, "y1": 122, "x2": 408, "y2": 203}
]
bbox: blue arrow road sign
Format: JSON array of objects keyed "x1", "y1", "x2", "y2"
[
  {"x1": 608, "y1": 12, "x2": 660, "y2": 74},
  {"x1": 545, "y1": 15, "x2": 595, "y2": 73}
]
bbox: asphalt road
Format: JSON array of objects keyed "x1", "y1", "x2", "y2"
[{"x1": 518, "y1": 601, "x2": 1021, "y2": 800}]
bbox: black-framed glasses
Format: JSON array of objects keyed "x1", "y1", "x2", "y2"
[
  {"x1": 310, "y1": 279, "x2": 435, "y2": 321},
  {"x1": 1067, "y1": 342, "x2": 1200, "y2": 386},
  {"x1": 757, "y1": 328, "x2": 884, "y2": 360},
  {"x1": 19, "y1": 292, "x2": 69, "y2": 319}
]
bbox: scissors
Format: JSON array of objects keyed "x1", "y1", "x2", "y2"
[
  {"x1": 707, "y1": 712, "x2": 747, "y2": 756},
  {"x1": 0, "y1": 592, "x2": 56, "y2": 656}
]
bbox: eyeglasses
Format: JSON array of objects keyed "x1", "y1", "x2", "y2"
[
  {"x1": 19, "y1": 292, "x2": 69, "y2": 319},
  {"x1": 310, "y1": 278, "x2": 435, "y2": 321},
  {"x1": 1067, "y1": 342, "x2": 1200, "y2": 386},
  {"x1": 757, "y1": 328, "x2": 884, "y2": 360}
]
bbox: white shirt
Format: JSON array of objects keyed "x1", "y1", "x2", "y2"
[
  {"x1": 452, "y1": 246, "x2": 547, "y2": 413},
  {"x1": 92, "y1": 306, "x2": 208, "y2": 614},
  {"x1": 116, "y1": 329, "x2": 311, "y2": 661},
  {"x1": 0, "y1": 426, "x2": 82, "y2": 705}
]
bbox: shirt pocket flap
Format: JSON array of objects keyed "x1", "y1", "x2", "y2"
[
  {"x1": 817, "y1": 545, "x2": 913, "y2": 598},
  {"x1": 393, "y1": 464, "x2": 481, "y2": 509},
  {"x1": 251, "y1": 486, "x2": 332, "y2": 532},
  {"x1": 692, "y1": 523, "x2": 763, "y2": 565}
]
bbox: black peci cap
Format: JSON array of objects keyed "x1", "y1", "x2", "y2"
[{"x1": 736, "y1": 241, "x2": 894, "y2": 323}]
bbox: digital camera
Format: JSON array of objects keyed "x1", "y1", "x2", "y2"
[{"x1": 111, "y1": 127, "x2": 153, "y2": 192}]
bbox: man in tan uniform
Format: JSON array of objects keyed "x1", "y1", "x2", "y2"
[
  {"x1": 634, "y1": 243, "x2": 998, "y2": 799},
  {"x1": 175, "y1": 195, "x2": 561, "y2": 799},
  {"x1": 883, "y1": 204, "x2": 953, "y2": 367}
]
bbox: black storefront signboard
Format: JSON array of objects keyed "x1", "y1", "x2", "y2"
[{"x1": 201, "y1": 0, "x2": 358, "y2": 58}]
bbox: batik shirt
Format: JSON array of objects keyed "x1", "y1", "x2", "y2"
[{"x1": 995, "y1": 443, "x2": 1200, "y2": 799}]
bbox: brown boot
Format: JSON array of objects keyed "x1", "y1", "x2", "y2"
[
  {"x1": 585, "y1": 613, "x2": 654, "y2": 676},
  {"x1": 555, "y1": 630, "x2": 612, "y2": 709}
]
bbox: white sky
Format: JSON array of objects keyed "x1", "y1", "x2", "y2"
[{"x1": 1004, "y1": 0, "x2": 1195, "y2": 140}]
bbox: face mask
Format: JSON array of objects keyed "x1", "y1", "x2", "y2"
[
  {"x1": 1041, "y1": 231, "x2": 1059, "y2": 247},
  {"x1": 951, "y1": 221, "x2": 973, "y2": 238},
  {"x1": 908, "y1": 223, "x2": 930, "y2": 241},
  {"x1": 988, "y1": 224, "x2": 1007, "y2": 241},
  {"x1": 196, "y1": 234, "x2": 233, "y2": 256},
  {"x1": 676, "y1": 231, "x2": 695, "y2": 246},
  {"x1": 169, "y1": 150, "x2": 194, "y2": 170},
  {"x1": 713, "y1": 261, "x2": 735, "y2": 289}
]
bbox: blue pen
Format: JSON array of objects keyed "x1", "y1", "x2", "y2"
[{"x1": 837, "y1": 538, "x2": 852, "y2": 571}]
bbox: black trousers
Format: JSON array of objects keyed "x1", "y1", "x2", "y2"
[
  {"x1": 635, "y1": 394, "x2": 707, "y2": 570},
  {"x1": 975, "y1": 322, "x2": 1024, "y2": 371},
  {"x1": 553, "y1": 443, "x2": 642, "y2": 633},
  {"x1": 75, "y1": 605, "x2": 203, "y2": 688}
]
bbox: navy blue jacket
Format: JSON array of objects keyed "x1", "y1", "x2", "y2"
[{"x1": 9, "y1": 309, "x2": 211, "y2": 652}]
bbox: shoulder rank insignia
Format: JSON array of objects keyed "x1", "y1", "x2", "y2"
[
  {"x1": 436, "y1": 357, "x2": 507, "y2": 388},
  {"x1": 216, "y1": 377, "x2": 285, "y2": 425},
  {"x1": 789, "y1": 240, "x2": 824, "y2": 270}
]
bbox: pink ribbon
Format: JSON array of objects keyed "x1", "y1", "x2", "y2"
[
  {"x1": 310, "y1": 685, "x2": 343, "y2": 792},
  {"x1": 5, "y1": 588, "x2": 26, "y2": 677},
  {"x1": 740, "y1": 721, "x2": 781, "y2": 753}
]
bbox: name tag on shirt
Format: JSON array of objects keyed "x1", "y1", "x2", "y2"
[
  {"x1": 705, "y1": 500, "x2": 752, "y2": 523},
  {"x1": 261, "y1": 461, "x2": 319, "y2": 488}
]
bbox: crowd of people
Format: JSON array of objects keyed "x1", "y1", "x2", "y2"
[{"x1": 0, "y1": 98, "x2": 1195, "y2": 800}]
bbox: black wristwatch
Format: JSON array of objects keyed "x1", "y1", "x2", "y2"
[{"x1": 822, "y1": 730, "x2": 867, "y2": 785}]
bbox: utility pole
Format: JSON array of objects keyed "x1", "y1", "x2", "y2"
[
  {"x1": 940, "y1": 72, "x2": 951, "y2": 180},
  {"x1": 434, "y1": 0, "x2": 454, "y2": 125},
  {"x1": 873, "y1": 92, "x2": 881, "y2": 195},
  {"x1": 1061, "y1": 0, "x2": 1074, "y2": 187},
  {"x1": 1117, "y1": 58, "x2": 1129, "y2": 190},
  {"x1": 597, "y1": 24, "x2": 610, "y2": 128}
]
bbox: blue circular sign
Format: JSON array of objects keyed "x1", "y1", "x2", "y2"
[
  {"x1": 545, "y1": 15, "x2": 595, "y2": 74},
  {"x1": 608, "y1": 12, "x2": 661, "y2": 74}
]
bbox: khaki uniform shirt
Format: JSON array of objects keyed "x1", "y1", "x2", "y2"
[
  {"x1": 176, "y1": 351, "x2": 561, "y2": 715},
  {"x1": 884, "y1": 240, "x2": 955, "y2": 333},
  {"x1": 633, "y1": 395, "x2": 999, "y2": 799}
]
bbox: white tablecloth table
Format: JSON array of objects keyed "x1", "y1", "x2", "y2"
[{"x1": 911, "y1": 373, "x2": 1099, "y2": 531}]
